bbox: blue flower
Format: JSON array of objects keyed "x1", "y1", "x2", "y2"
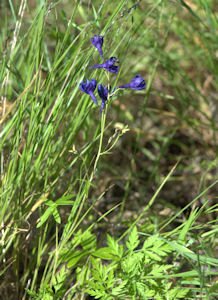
[
  {"x1": 89, "y1": 57, "x2": 119, "y2": 73},
  {"x1": 119, "y1": 74, "x2": 146, "y2": 90},
  {"x1": 98, "y1": 84, "x2": 115, "y2": 113},
  {"x1": 79, "y1": 79, "x2": 98, "y2": 106},
  {"x1": 91, "y1": 35, "x2": 104, "y2": 60}
]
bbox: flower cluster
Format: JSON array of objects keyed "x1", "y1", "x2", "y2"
[{"x1": 79, "y1": 35, "x2": 146, "y2": 113}]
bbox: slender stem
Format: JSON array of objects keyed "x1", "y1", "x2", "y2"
[
  {"x1": 50, "y1": 224, "x2": 59, "y2": 286},
  {"x1": 106, "y1": 72, "x2": 110, "y2": 92},
  {"x1": 92, "y1": 105, "x2": 107, "y2": 174}
]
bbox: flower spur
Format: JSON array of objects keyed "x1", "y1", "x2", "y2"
[{"x1": 89, "y1": 57, "x2": 119, "y2": 74}]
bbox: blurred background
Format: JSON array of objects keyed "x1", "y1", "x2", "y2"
[{"x1": 0, "y1": 0, "x2": 217, "y2": 298}]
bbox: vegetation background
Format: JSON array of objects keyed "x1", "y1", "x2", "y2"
[{"x1": 0, "y1": 0, "x2": 217, "y2": 299}]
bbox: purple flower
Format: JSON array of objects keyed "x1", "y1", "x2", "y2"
[
  {"x1": 89, "y1": 57, "x2": 119, "y2": 73},
  {"x1": 91, "y1": 35, "x2": 104, "y2": 60},
  {"x1": 119, "y1": 74, "x2": 146, "y2": 90},
  {"x1": 79, "y1": 79, "x2": 98, "y2": 106},
  {"x1": 98, "y1": 84, "x2": 115, "y2": 113}
]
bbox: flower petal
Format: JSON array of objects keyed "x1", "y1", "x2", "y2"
[{"x1": 89, "y1": 91, "x2": 98, "y2": 106}]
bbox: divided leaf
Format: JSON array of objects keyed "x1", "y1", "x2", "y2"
[{"x1": 126, "y1": 226, "x2": 140, "y2": 251}]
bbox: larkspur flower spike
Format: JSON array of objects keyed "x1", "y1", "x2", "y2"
[
  {"x1": 91, "y1": 35, "x2": 104, "y2": 60},
  {"x1": 119, "y1": 74, "x2": 146, "y2": 90},
  {"x1": 79, "y1": 79, "x2": 98, "y2": 106},
  {"x1": 89, "y1": 57, "x2": 119, "y2": 74},
  {"x1": 79, "y1": 36, "x2": 146, "y2": 113},
  {"x1": 97, "y1": 84, "x2": 115, "y2": 113}
]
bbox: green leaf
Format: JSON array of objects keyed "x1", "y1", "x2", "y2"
[
  {"x1": 86, "y1": 289, "x2": 105, "y2": 298},
  {"x1": 37, "y1": 206, "x2": 54, "y2": 228},
  {"x1": 111, "y1": 280, "x2": 128, "y2": 296},
  {"x1": 178, "y1": 207, "x2": 198, "y2": 243},
  {"x1": 126, "y1": 226, "x2": 140, "y2": 251},
  {"x1": 107, "y1": 269, "x2": 115, "y2": 289},
  {"x1": 145, "y1": 251, "x2": 162, "y2": 261},
  {"x1": 136, "y1": 282, "x2": 146, "y2": 298},
  {"x1": 81, "y1": 230, "x2": 97, "y2": 251},
  {"x1": 56, "y1": 194, "x2": 75, "y2": 205},
  {"x1": 67, "y1": 250, "x2": 87, "y2": 268},
  {"x1": 45, "y1": 200, "x2": 56, "y2": 207},
  {"x1": 121, "y1": 252, "x2": 144, "y2": 275},
  {"x1": 167, "y1": 240, "x2": 218, "y2": 267},
  {"x1": 92, "y1": 247, "x2": 115, "y2": 260},
  {"x1": 149, "y1": 265, "x2": 173, "y2": 276},
  {"x1": 143, "y1": 235, "x2": 157, "y2": 249},
  {"x1": 107, "y1": 234, "x2": 123, "y2": 258},
  {"x1": 52, "y1": 207, "x2": 61, "y2": 224},
  {"x1": 168, "y1": 287, "x2": 189, "y2": 299}
]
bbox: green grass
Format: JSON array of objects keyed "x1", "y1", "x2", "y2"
[{"x1": 0, "y1": 0, "x2": 217, "y2": 299}]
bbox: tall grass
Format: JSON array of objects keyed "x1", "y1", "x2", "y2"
[{"x1": 0, "y1": 0, "x2": 217, "y2": 299}]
